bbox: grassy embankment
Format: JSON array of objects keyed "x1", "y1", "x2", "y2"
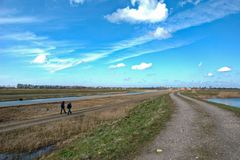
[
  {"x1": 0, "y1": 93, "x2": 161, "y2": 152},
  {"x1": 0, "y1": 88, "x2": 139, "y2": 102},
  {"x1": 44, "y1": 95, "x2": 174, "y2": 160},
  {"x1": 182, "y1": 90, "x2": 240, "y2": 117},
  {"x1": 0, "y1": 104, "x2": 134, "y2": 153},
  {"x1": 0, "y1": 93, "x2": 152, "y2": 123},
  {"x1": 0, "y1": 92, "x2": 168, "y2": 153}
]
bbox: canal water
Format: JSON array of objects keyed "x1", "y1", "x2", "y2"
[
  {"x1": 0, "y1": 92, "x2": 145, "y2": 108},
  {"x1": 0, "y1": 145, "x2": 54, "y2": 160},
  {"x1": 207, "y1": 98, "x2": 240, "y2": 108}
]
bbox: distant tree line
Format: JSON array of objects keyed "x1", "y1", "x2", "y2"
[
  {"x1": 14, "y1": 84, "x2": 171, "y2": 90},
  {"x1": 15, "y1": 84, "x2": 129, "y2": 90},
  {"x1": 0, "y1": 84, "x2": 239, "y2": 90},
  {"x1": 0, "y1": 85, "x2": 15, "y2": 89},
  {"x1": 16, "y1": 84, "x2": 92, "y2": 89}
]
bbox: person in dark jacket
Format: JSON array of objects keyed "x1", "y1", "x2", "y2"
[
  {"x1": 60, "y1": 101, "x2": 66, "y2": 114},
  {"x1": 67, "y1": 102, "x2": 72, "y2": 115}
]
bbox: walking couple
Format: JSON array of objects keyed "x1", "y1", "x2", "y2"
[{"x1": 60, "y1": 101, "x2": 72, "y2": 115}]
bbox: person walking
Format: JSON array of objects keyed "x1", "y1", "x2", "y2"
[
  {"x1": 60, "y1": 101, "x2": 66, "y2": 114},
  {"x1": 67, "y1": 102, "x2": 72, "y2": 115}
]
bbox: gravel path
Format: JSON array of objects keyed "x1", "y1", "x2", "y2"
[{"x1": 135, "y1": 93, "x2": 240, "y2": 160}]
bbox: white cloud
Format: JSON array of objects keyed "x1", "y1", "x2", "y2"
[
  {"x1": 131, "y1": 62, "x2": 152, "y2": 70},
  {"x1": 32, "y1": 54, "x2": 48, "y2": 64},
  {"x1": 179, "y1": 0, "x2": 201, "y2": 7},
  {"x1": 0, "y1": 30, "x2": 87, "y2": 72},
  {"x1": 5, "y1": 0, "x2": 239, "y2": 73},
  {"x1": 70, "y1": 0, "x2": 85, "y2": 5},
  {"x1": 218, "y1": 66, "x2": 232, "y2": 72},
  {"x1": 151, "y1": 27, "x2": 171, "y2": 39},
  {"x1": 109, "y1": 63, "x2": 126, "y2": 69},
  {"x1": 207, "y1": 72, "x2": 213, "y2": 77},
  {"x1": 2, "y1": 0, "x2": 238, "y2": 74},
  {"x1": 105, "y1": 0, "x2": 168, "y2": 23}
]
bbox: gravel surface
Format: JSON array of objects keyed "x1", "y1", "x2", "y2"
[{"x1": 135, "y1": 93, "x2": 240, "y2": 160}]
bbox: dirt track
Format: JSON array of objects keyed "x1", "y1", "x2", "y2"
[
  {"x1": 0, "y1": 105, "x2": 116, "y2": 133},
  {"x1": 136, "y1": 93, "x2": 240, "y2": 160}
]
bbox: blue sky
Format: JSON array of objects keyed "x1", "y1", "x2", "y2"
[{"x1": 0, "y1": 0, "x2": 240, "y2": 87}]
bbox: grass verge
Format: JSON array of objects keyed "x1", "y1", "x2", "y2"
[
  {"x1": 206, "y1": 101, "x2": 240, "y2": 117},
  {"x1": 44, "y1": 95, "x2": 174, "y2": 160}
]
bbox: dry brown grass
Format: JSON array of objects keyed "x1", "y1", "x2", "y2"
[
  {"x1": 217, "y1": 91, "x2": 240, "y2": 98},
  {"x1": 0, "y1": 92, "x2": 166, "y2": 123},
  {"x1": 183, "y1": 89, "x2": 240, "y2": 99},
  {"x1": 0, "y1": 105, "x2": 133, "y2": 153},
  {"x1": 0, "y1": 92, "x2": 166, "y2": 153}
]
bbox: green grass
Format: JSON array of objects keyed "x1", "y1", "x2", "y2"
[
  {"x1": 206, "y1": 101, "x2": 240, "y2": 117},
  {"x1": 45, "y1": 95, "x2": 174, "y2": 160}
]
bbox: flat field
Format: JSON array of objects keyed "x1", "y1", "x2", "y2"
[
  {"x1": 181, "y1": 89, "x2": 240, "y2": 99},
  {"x1": 0, "y1": 88, "x2": 141, "y2": 102}
]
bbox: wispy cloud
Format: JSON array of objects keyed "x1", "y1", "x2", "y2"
[
  {"x1": 69, "y1": 0, "x2": 85, "y2": 5},
  {"x1": 109, "y1": 40, "x2": 193, "y2": 63},
  {"x1": 0, "y1": 8, "x2": 42, "y2": 25},
  {"x1": 164, "y1": 0, "x2": 240, "y2": 33},
  {"x1": 31, "y1": 0, "x2": 236, "y2": 70},
  {"x1": 179, "y1": 0, "x2": 201, "y2": 7},
  {"x1": 2, "y1": 0, "x2": 240, "y2": 73},
  {"x1": 0, "y1": 46, "x2": 51, "y2": 56},
  {"x1": 109, "y1": 63, "x2": 126, "y2": 69},
  {"x1": 0, "y1": 32, "x2": 47, "y2": 41},
  {"x1": 105, "y1": 0, "x2": 240, "y2": 63},
  {"x1": 0, "y1": 31, "x2": 85, "y2": 72},
  {"x1": 41, "y1": 58, "x2": 82, "y2": 73},
  {"x1": 0, "y1": 17, "x2": 39, "y2": 24},
  {"x1": 32, "y1": 54, "x2": 48, "y2": 64},
  {"x1": 31, "y1": 50, "x2": 102, "y2": 72}
]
